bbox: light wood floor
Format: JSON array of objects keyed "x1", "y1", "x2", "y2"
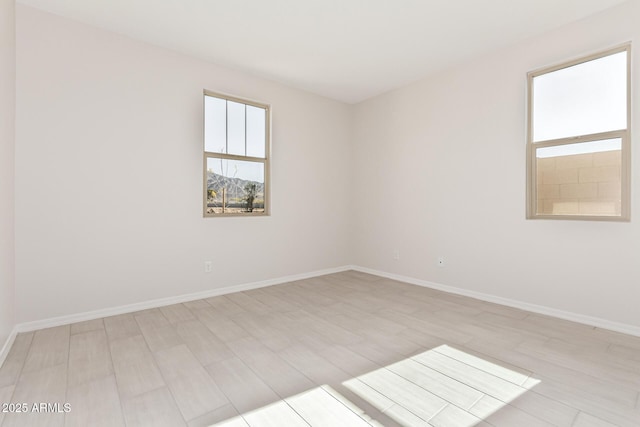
[{"x1": 0, "y1": 271, "x2": 639, "y2": 426}]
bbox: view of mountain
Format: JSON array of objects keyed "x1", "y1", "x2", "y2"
[{"x1": 206, "y1": 171, "x2": 264, "y2": 204}]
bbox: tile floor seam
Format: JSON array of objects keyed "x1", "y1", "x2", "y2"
[{"x1": 136, "y1": 333, "x2": 189, "y2": 426}]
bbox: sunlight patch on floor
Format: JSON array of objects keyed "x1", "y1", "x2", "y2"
[
  {"x1": 212, "y1": 344, "x2": 540, "y2": 426},
  {"x1": 345, "y1": 344, "x2": 541, "y2": 426},
  {"x1": 212, "y1": 386, "x2": 374, "y2": 427}
]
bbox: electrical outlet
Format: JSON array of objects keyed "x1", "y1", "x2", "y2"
[
  {"x1": 204, "y1": 261, "x2": 212, "y2": 273},
  {"x1": 437, "y1": 257, "x2": 445, "y2": 267},
  {"x1": 393, "y1": 249, "x2": 400, "y2": 260}
]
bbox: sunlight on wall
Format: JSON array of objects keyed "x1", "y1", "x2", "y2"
[{"x1": 212, "y1": 344, "x2": 541, "y2": 426}]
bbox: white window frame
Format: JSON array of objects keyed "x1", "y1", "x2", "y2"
[
  {"x1": 526, "y1": 44, "x2": 631, "y2": 221},
  {"x1": 203, "y1": 90, "x2": 271, "y2": 217}
]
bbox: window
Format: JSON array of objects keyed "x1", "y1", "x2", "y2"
[
  {"x1": 203, "y1": 90, "x2": 270, "y2": 216},
  {"x1": 527, "y1": 45, "x2": 630, "y2": 220}
]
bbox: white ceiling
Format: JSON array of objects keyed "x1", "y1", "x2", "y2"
[{"x1": 18, "y1": 0, "x2": 628, "y2": 104}]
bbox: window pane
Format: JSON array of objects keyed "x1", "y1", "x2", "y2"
[
  {"x1": 533, "y1": 51, "x2": 626, "y2": 142},
  {"x1": 227, "y1": 101, "x2": 246, "y2": 156},
  {"x1": 246, "y1": 105, "x2": 266, "y2": 158},
  {"x1": 204, "y1": 96, "x2": 226, "y2": 153},
  {"x1": 536, "y1": 139, "x2": 621, "y2": 216},
  {"x1": 206, "y1": 158, "x2": 265, "y2": 214}
]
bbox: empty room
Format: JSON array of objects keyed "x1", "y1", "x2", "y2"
[{"x1": 1, "y1": 0, "x2": 639, "y2": 426}]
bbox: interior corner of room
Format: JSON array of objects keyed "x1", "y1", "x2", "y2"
[
  {"x1": 2, "y1": 0, "x2": 640, "y2": 370},
  {"x1": 1, "y1": 1, "x2": 640, "y2": 426}
]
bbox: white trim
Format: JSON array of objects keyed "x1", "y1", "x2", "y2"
[
  {"x1": 350, "y1": 265, "x2": 640, "y2": 338},
  {"x1": 4, "y1": 263, "x2": 638, "y2": 363},
  {"x1": 14, "y1": 265, "x2": 352, "y2": 334},
  {"x1": 0, "y1": 327, "x2": 18, "y2": 368}
]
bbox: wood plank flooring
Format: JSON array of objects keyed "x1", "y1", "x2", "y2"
[{"x1": 0, "y1": 271, "x2": 639, "y2": 426}]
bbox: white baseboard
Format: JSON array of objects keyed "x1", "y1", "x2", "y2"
[
  {"x1": 4, "y1": 263, "x2": 638, "y2": 366},
  {"x1": 0, "y1": 327, "x2": 18, "y2": 368},
  {"x1": 351, "y1": 265, "x2": 640, "y2": 338},
  {"x1": 14, "y1": 265, "x2": 352, "y2": 334}
]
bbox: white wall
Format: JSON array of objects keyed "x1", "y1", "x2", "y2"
[
  {"x1": 0, "y1": 0, "x2": 16, "y2": 345},
  {"x1": 353, "y1": 1, "x2": 640, "y2": 328},
  {"x1": 15, "y1": 5, "x2": 352, "y2": 323},
  {"x1": 14, "y1": 2, "x2": 640, "y2": 331}
]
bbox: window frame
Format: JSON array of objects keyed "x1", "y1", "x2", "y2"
[
  {"x1": 203, "y1": 90, "x2": 271, "y2": 218},
  {"x1": 526, "y1": 44, "x2": 631, "y2": 221}
]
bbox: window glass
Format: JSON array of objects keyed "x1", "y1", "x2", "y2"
[
  {"x1": 532, "y1": 51, "x2": 626, "y2": 142},
  {"x1": 227, "y1": 101, "x2": 246, "y2": 156},
  {"x1": 204, "y1": 91, "x2": 269, "y2": 216},
  {"x1": 204, "y1": 96, "x2": 226, "y2": 153},
  {"x1": 535, "y1": 139, "x2": 621, "y2": 216},
  {"x1": 246, "y1": 105, "x2": 266, "y2": 158},
  {"x1": 527, "y1": 46, "x2": 629, "y2": 220},
  {"x1": 206, "y1": 158, "x2": 265, "y2": 214}
]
